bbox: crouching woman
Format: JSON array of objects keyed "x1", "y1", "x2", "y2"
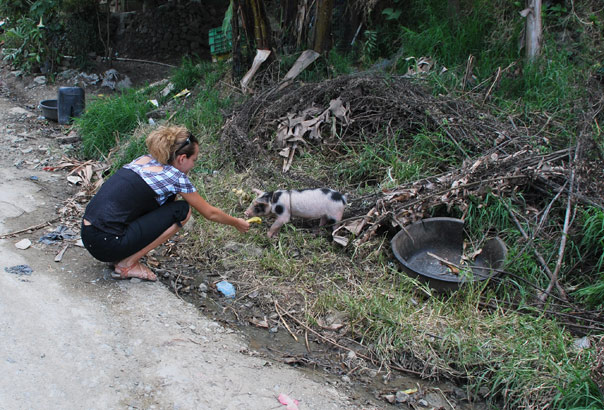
[{"x1": 81, "y1": 125, "x2": 250, "y2": 281}]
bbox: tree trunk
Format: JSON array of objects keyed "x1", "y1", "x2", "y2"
[
  {"x1": 295, "y1": 0, "x2": 311, "y2": 49},
  {"x1": 282, "y1": 0, "x2": 298, "y2": 50},
  {"x1": 313, "y1": 0, "x2": 334, "y2": 54},
  {"x1": 232, "y1": 0, "x2": 243, "y2": 79},
  {"x1": 524, "y1": 0, "x2": 542, "y2": 61},
  {"x1": 247, "y1": 0, "x2": 271, "y2": 50}
]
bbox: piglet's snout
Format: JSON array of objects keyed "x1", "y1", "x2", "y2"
[{"x1": 243, "y1": 204, "x2": 254, "y2": 218}]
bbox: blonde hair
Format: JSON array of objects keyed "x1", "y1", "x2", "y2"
[{"x1": 146, "y1": 125, "x2": 190, "y2": 164}]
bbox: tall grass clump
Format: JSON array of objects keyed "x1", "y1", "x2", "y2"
[
  {"x1": 170, "y1": 62, "x2": 232, "y2": 171},
  {"x1": 316, "y1": 260, "x2": 599, "y2": 409},
  {"x1": 335, "y1": 128, "x2": 463, "y2": 188},
  {"x1": 496, "y1": 44, "x2": 579, "y2": 118},
  {"x1": 572, "y1": 207, "x2": 604, "y2": 309},
  {"x1": 390, "y1": 0, "x2": 517, "y2": 75},
  {"x1": 107, "y1": 126, "x2": 150, "y2": 174},
  {"x1": 169, "y1": 56, "x2": 219, "y2": 95},
  {"x1": 76, "y1": 90, "x2": 151, "y2": 159}
]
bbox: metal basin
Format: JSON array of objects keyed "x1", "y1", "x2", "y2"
[{"x1": 391, "y1": 217, "x2": 507, "y2": 291}]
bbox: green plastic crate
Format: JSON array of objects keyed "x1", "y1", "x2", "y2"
[{"x1": 208, "y1": 27, "x2": 233, "y2": 55}]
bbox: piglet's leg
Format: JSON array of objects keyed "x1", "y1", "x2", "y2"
[{"x1": 268, "y1": 215, "x2": 290, "y2": 238}]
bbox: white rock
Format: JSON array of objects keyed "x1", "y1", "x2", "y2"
[
  {"x1": 15, "y1": 239, "x2": 32, "y2": 250},
  {"x1": 67, "y1": 176, "x2": 82, "y2": 185}
]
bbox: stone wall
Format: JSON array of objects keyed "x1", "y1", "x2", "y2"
[{"x1": 109, "y1": 1, "x2": 227, "y2": 63}]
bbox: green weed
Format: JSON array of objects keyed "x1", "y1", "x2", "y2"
[
  {"x1": 76, "y1": 90, "x2": 152, "y2": 159},
  {"x1": 170, "y1": 56, "x2": 209, "y2": 94},
  {"x1": 107, "y1": 124, "x2": 151, "y2": 174},
  {"x1": 335, "y1": 128, "x2": 462, "y2": 188},
  {"x1": 327, "y1": 49, "x2": 353, "y2": 76},
  {"x1": 572, "y1": 207, "x2": 604, "y2": 309}
]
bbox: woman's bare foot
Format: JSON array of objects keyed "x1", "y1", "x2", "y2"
[{"x1": 112, "y1": 262, "x2": 157, "y2": 281}]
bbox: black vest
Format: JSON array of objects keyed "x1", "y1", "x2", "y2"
[{"x1": 83, "y1": 168, "x2": 159, "y2": 236}]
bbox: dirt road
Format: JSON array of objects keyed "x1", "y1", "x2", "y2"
[{"x1": 0, "y1": 78, "x2": 366, "y2": 409}]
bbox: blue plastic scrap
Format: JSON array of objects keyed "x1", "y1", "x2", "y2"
[
  {"x1": 5, "y1": 265, "x2": 33, "y2": 275},
  {"x1": 216, "y1": 280, "x2": 236, "y2": 298},
  {"x1": 39, "y1": 225, "x2": 77, "y2": 244}
]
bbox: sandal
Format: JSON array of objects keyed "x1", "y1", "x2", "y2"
[{"x1": 112, "y1": 262, "x2": 157, "y2": 282}]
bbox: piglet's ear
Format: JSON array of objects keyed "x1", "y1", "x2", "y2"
[{"x1": 252, "y1": 188, "x2": 264, "y2": 196}]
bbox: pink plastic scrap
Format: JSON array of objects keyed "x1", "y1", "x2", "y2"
[{"x1": 278, "y1": 393, "x2": 300, "y2": 410}]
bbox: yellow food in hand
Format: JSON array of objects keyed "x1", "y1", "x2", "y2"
[{"x1": 246, "y1": 217, "x2": 262, "y2": 224}]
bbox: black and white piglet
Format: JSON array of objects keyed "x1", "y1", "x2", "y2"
[{"x1": 244, "y1": 188, "x2": 347, "y2": 238}]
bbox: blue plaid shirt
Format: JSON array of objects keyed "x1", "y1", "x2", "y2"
[{"x1": 124, "y1": 155, "x2": 196, "y2": 205}]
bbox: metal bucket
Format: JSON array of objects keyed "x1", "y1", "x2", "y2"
[
  {"x1": 391, "y1": 217, "x2": 507, "y2": 291},
  {"x1": 58, "y1": 87, "x2": 85, "y2": 124}
]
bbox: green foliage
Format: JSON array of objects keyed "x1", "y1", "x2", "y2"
[
  {"x1": 361, "y1": 29, "x2": 378, "y2": 63},
  {"x1": 326, "y1": 49, "x2": 353, "y2": 76},
  {"x1": 1, "y1": 15, "x2": 61, "y2": 73},
  {"x1": 396, "y1": 1, "x2": 517, "y2": 73},
  {"x1": 167, "y1": 61, "x2": 231, "y2": 170},
  {"x1": 463, "y1": 193, "x2": 515, "y2": 239},
  {"x1": 0, "y1": 0, "x2": 30, "y2": 19},
  {"x1": 169, "y1": 57, "x2": 209, "y2": 95},
  {"x1": 108, "y1": 129, "x2": 149, "y2": 174},
  {"x1": 496, "y1": 43, "x2": 579, "y2": 115},
  {"x1": 572, "y1": 207, "x2": 604, "y2": 309},
  {"x1": 0, "y1": 0, "x2": 102, "y2": 72},
  {"x1": 554, "y1": 363, "x2": 604, "y2": 409},
  {"x1": 335, "y1": 128, "x2": 462, "y2": 188},
  {"x1": 75, "y1": 90, "x2": 152, "y2": 159}
]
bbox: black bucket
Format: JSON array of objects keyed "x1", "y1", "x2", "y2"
[
  {"x1": 40, "y1": 99, "x2": 58, "y2": 121},
  {"x1": 58, "y1": 87, "x2": 85, "y2": 125}
]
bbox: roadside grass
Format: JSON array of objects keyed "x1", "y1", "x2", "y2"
[
  {"x1": 187, "y1": 160, "x2": 600, "y2": 409},
  {"x1": 333, "y1": 128, "x2": 464, "y2": 189},
  {"x1": 76, "y1": 89, "x2": 152, "y2": 159},
  {"x1": 76, "y1": 60, "x2": 230, "y2": 166},
  {"x1": 177, "y1": 113, "x2": 601, "y2": 409},
  {"x1": 572, "y1": 207, "x2": 604, "y2": 309}
]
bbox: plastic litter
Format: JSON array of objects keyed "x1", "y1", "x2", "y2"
[
  {"x1": 5, "y1": 265, "x2": 33, "y2": 275},
  {"x1": 39, "y1": 225, "x2": 77, "y2": 244},
  {"x1": 216, "y1": 280, "x2": 236, "y2": 298},
  {"x1": 278, "y1": 393, "x2": 299, "y2": 410},
  {"x1": 15, "y1": 239, "x2": 31, "y2": 250},
  {"x1": 58, "y1": 86, "x2": 85, "y2": 125}
]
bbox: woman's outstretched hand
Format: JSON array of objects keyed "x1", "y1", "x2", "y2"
[{"x1": 234, "y1": 218, "x2": 250, "y2": 233}]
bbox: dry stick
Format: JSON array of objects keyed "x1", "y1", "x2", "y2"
[
  {"x1": 274, "y1": 301, "x2": 298, "y2": 342},
  {"x1": 0, "y1": 217, "x2": 61, "y2": 239},
  {"x1": 278, "y1": 306, "x2": 423, "y2": 376},
  {"x1": 483, "y1": 66, "x2": 502, "y2": 103},
  {"x1": 514, "y1": 181, "x2": 568, "y2": 274},
  {"x1": 540, "y1": 145, "x2": 578, "y2": 302},
  {"x1": 504, "y1": 201, "x2": 559, "y2": 299},
  {"x1": 535, "y1": 181, "x2": 567, "y2": 237},
  {"x1": 172, "y1": 273, "x2": 185, "y2": 302},
  {"x1": 304, "y1": 331, "x2": 311, "y2": 353},
  {"x1": 102, "y1": 56, "x2": 177, "y2": 68},
  {"x1": 54, "y1": 244, "x2": 69, "y2": 262},
  {"x1": 344, "y1": 174, "x2": 531, "y2": 228}
]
